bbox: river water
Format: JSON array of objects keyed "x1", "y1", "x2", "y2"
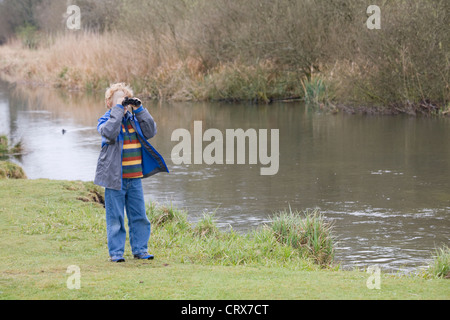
[{"x1": 1, "y1": 81, "x2": 449, "y2": 273}]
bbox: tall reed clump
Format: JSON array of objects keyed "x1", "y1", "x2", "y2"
[
  {"x1": 270, "y1": 207, "x2": 335, "y2": 267},
  {"x1": 301, "y1": 74, "x2": 335, "y2": 111},
  {"x1": 425, "y1": 245, "x2": 450, "y2": 279}
]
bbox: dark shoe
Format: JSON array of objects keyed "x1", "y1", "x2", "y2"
[
  {"x1": 134, "y1": 253, "x2": 154, "y2": 260},
  {"x1": 110, "y1": 256, "x2": 125, "y2": 263}
]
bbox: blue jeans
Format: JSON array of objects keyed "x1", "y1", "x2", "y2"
[{"x1": 105, "y1": 178, "x2": 151, "y2": 258}]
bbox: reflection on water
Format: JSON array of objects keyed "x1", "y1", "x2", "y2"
[{"x1": 1, "y1": 81, "x2": 449, "y2": 272}]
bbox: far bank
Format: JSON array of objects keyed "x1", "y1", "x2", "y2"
[{"x1": 0, "y1": 31, "x2": 448, "y2": 116}]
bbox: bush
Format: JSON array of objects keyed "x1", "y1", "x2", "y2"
[{"x1": 340, "y1": 0, "x2": 449, "y2": 110}]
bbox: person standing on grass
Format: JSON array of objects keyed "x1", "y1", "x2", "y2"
[{"x1": 94, "y1": 83, "x2": 169, "y2": 262}]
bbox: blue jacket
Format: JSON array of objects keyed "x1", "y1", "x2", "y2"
[{"x1": 94, "y1": 104, "x2": 169, "y2": 190}]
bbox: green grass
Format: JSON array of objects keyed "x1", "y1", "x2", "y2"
[{"x1": 0, "y1": 179, "x2": 449, "y2": 300}]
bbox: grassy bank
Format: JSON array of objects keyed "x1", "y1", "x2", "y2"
[
  {"x1": 0, "y1": 179, "x2": 448, "y2": 299},
  {"x1": 0, "y1": 161, "x2": 27, "y2": 179}
]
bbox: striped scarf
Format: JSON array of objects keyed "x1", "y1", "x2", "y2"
[{"x1": 121, "y1": 118, "x2": 143, "y2": 179}]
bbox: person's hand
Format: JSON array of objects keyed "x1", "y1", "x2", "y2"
[
  {"x1": 131, "y1": 97, "x2": 142, "y2": 110},
  {"x1": 116, "y1": 97, "x2": 128, "y2": 115}
]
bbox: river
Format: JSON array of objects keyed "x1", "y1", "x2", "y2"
[{"x1": 1, "y1": 80, "x2": 449, "y2": 273}]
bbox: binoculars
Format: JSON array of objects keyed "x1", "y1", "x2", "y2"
[{"x1": 122, "y1": 97, "x2": 141, "y2": 107}]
